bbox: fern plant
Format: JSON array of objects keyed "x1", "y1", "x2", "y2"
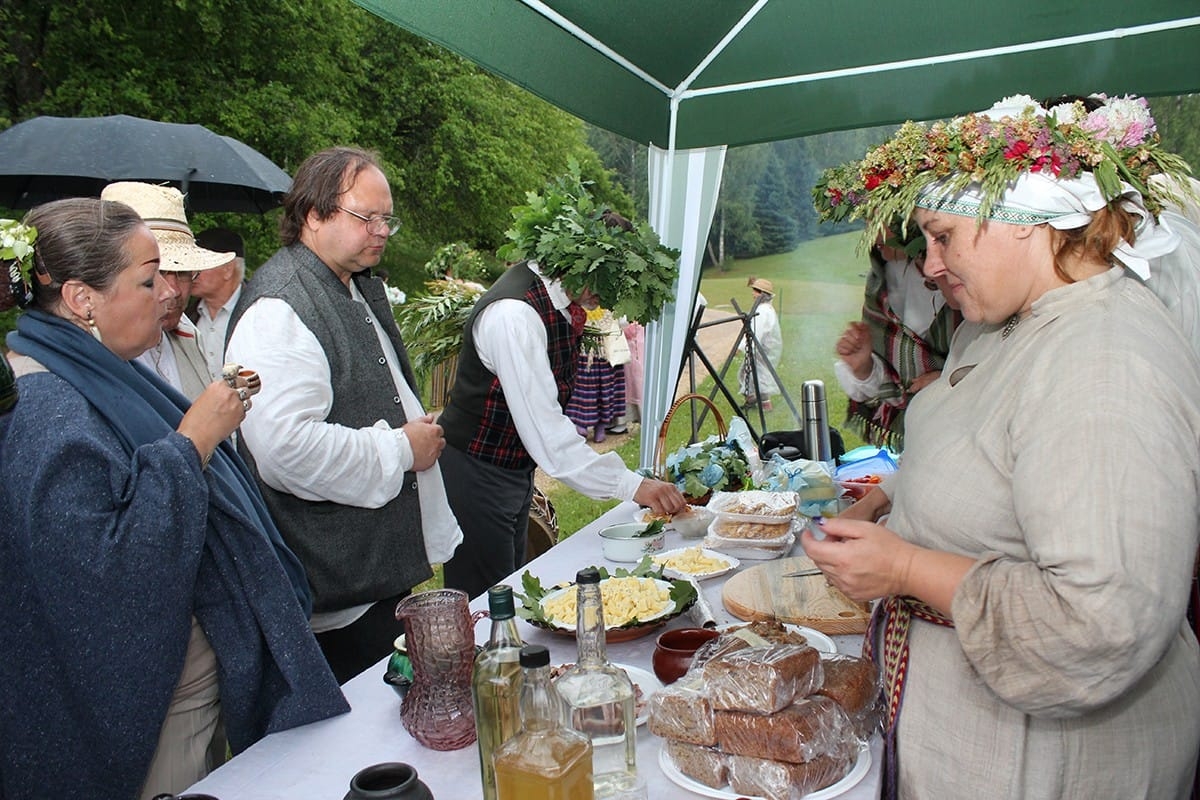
[{"x1": 393, "y1": 278, "x2": 485, "y2": 383}]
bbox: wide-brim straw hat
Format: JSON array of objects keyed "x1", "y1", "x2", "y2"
[
  {"x1": 748, "y1": 277, "x2": 774, "y2": 295},
  {"x1": 100, "y1": 182, "x2": 233, "y2": 272}
]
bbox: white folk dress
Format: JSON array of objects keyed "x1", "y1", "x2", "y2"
[{"x1": 887, "y1": 267, "x2": 1200, "y2": 799}]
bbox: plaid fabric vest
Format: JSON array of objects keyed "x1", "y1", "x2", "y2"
[
  {"x1": 440, "y1": 262, "x2": 580, "y2": 470},
  {"x1": 846, "y1": 250, "x2": 960, "y2": 451}
]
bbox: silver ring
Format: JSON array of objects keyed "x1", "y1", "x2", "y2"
[
  {"x1": 238, "y1": 388, "x2": 248, "y2": 401},
  {"x1": 242, "y1": 399, "x2": 251, "y2": 412},
  {"x1": 222, "y1": 362, "x2": 241, "y2": 387}
]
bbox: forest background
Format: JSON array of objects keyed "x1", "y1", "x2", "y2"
[
  {"x1": 7, "y1": 0, "x2": 1195, "y2": 304},
  {"x1": 4, "y1": 1, "x2": 1199, "y2": 536}
]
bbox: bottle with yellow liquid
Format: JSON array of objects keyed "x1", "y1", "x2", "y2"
[
  {"x1": 472, "y1": 585, "x2": 524, "y2": 800},
  {"x1": 494, "y1": 645, "x2": 593, "y2": 800}
]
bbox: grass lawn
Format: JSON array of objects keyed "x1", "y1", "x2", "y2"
[{"x1": 546, "y1": 231, "x2": 871, "y2": 537}]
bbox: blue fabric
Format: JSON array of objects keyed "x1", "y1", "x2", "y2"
[{"x1": 1, "y1": 311, "x2": 348, "y2": 800}]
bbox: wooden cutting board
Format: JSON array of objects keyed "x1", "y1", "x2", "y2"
[{"x1": 722, "y1": 555, "x2": 872, "y2": 635}]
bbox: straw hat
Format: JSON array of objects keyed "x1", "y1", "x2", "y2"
[
  {"x1": 748, "y1": 277, "x2": 774, "y2": 295},
  {"x1": 99, "y1": 182, "x2": 233, "y2": 272}
]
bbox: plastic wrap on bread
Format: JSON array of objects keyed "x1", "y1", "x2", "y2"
[
  {"x1": 647, "y1": 673, "x2": 717, "y2": 745},
  {"x1": 704, "y1": 643, "x2": 823, "y2": 713},
  {"x1": 728, "y1": 749, "x2": 856, "y2": 800},
  {"x1": 664, "y1": 738, "x2": 729, "y2": 788},
  {"x1": 714, "y1": 695, "x2": 854, "y2": 763}
]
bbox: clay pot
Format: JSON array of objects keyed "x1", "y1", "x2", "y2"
[
  {"x1": 344, "y1": 762, "x2": 433, "y2": 800},
  {"x1": 652, "y1": 627, "x2": 720, "y2": 684}
]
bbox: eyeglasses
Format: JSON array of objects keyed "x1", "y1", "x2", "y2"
[
  {"x1": 337, "y1": 206, "x2": 402, "y2": 237},
  {"x1": 162, "y1": 271, "x2": 200, "y2": 283}
]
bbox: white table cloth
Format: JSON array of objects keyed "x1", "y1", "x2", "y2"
[{"x1": 189, "y1": 501, "x2": 883, "y2": 799}]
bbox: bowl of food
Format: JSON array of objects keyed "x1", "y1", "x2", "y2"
[
  {"x1": 516, "y1": 563, "x2": 698, "y2": 642},
  {"x1": 633, "y1": 505, "x2": 715, "y2": 539},
  {"x1": 598, "y1": 521, "x2": 666, "y2": 562}
]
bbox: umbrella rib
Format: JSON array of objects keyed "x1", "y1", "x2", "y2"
[
  {"x1": 517, "y1": 0, "x2": 673, "y2": 96},
  {"x1": 681, "y1": 15, "x2": 1200, "y2": 100}
]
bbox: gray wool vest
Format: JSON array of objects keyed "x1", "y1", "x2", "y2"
[{"x1": 229, "y1": 243, "x2": 430, "y2": 613}]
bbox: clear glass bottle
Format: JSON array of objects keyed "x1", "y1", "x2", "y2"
[
  {"x1": 493, "y1": 644, "x2": 594, "y2": 800},
  {"x1": 472, "y1": 585, "x2": 525, "y2": 800},
  {"x1": 553, "y1": 567, "x2": 637, "y2": 795}
]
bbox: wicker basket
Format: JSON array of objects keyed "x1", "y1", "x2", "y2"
[{"x1": 654, "y1": 393, "x2": 732, "y2": 505}]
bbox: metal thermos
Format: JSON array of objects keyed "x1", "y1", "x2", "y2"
[{"x1": 801, "y1": 380, "x2": 832, "y2": 464}]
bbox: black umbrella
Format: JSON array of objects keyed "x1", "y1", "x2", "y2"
[{"x1": 0, "y1": 114, "x2": 292, "y2": 213}]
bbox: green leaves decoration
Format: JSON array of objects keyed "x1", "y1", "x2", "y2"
[{"x1": 498, "y1": 162, "x2": 680, "y2": 324}]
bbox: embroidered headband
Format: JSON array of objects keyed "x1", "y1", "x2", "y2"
[{"x1": 812, "y1": 93, "x2": 1196, "y2": 266}]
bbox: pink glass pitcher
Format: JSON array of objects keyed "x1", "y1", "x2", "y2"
[{"x1": 394, "y1": 589, "x2": 489, "y2": 751}]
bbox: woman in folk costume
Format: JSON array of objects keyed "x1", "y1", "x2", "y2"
[
  {"x1": 0, "y1": 199, "x2": 346, "y2": 800},
  {"x1": 834, "y1": 231, "x2": 961, "y2": 451},
  {"x1": 565, "y1": 305, "x2": 628, "y2": 442},
  {"x1": 807, "y1": 94, "x2": 1200, "y2": 799}
]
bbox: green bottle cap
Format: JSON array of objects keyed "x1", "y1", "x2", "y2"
[{"x1": 487, "y1": 584, "x2": 515, "y2": 619}]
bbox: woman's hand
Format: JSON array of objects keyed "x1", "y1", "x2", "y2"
[
  {"x1": 801, "y1": 516, "x2": 917, "y2": 602},
  {"x1": 178, "y1": 375, "x2": 256, "y2": 464},
  {"x1": 802, "y1": 516, "x2": 974, "y2": 614},
  {"x1": 835, "y1": 322, "x2": 874, "y2": 380},
  {"x1": 907, "y1": 370, "x2": 942, "y2": 394},
  {"x1": 837, "y1": 485, "x2": 892, "y2": 523}
]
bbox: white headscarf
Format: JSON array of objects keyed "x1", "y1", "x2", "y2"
[
  {"x1": 916, "y1": 170, "x2": 1180, "y2": 279},
  {"x1": 914, "y1": 96, "x2": 1184, "y2": 279}
]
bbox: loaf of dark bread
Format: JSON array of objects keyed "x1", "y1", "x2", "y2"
[
  {"x1": 665, "y1": 739, "x2": 728, "y2": 788},
  {"x1": 816, "y1": 654, "x2": 879, "y2": 714},
  {"x1": 647, "y1": 676, "x2": 717, "y2": 746},
  {"x1": 714, "y1": 695, "x2": 854, "y2": 764},
  {"x1": 727, "y1": 750, "x2": 855, "y2": 800},
  {"x1": 704, "y1": 643, "x2": 822, "y2": 713}
]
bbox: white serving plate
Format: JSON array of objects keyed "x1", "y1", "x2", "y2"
[
  {"x1": 539, "y1": 578, "x2": 676, "y2": 630},
  {"x1": 658, "y1": 740, "x2": 870, "y2": 799},
  {"x1": 651, "y1": 547, "x2": 740, "y2": 581}
]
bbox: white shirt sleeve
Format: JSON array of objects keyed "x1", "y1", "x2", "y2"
[
  {"x1": 833, "y1": 354, "x2": 888, "y2": 402},
  {"x1": 473, "y1": 298, "x2": 644, "y2": 501},
  {"x1": 225, "y1": 297, "x2": 415, "y2": 508}
]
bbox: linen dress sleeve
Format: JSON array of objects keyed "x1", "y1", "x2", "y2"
[{"x1": 950, "y1": 330, "x2": 1200, "y2": 717}]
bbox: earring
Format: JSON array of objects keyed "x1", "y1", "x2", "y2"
[{"x1": 86, "y1": 309, "x2": 103, "y2": 343}]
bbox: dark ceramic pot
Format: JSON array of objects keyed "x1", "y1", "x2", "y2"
[
  {"x1": 652, "y1": 627, "x2": 721, "y2": 684},
  {"x1": 345, "y1": 762, "x2": 433, "y2": 800}
]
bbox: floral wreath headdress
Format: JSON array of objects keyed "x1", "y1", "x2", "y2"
[
  {"x1": 0, "y1": 218, "x2": 39, "y2": 310},
  {"x1": 812, "y1": 93, "x2": 1196, "y2": 258}
]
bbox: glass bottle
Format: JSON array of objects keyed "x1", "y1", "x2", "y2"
[
  {"x1": 493, "y1": 644, "x2": 594, "y2": 800},
  {"x1": 472, "y1": 585, "x2": 525, "y2": 800},
  {"x1": 553, "y1": 567, "x2": 637, "y2": 795}
]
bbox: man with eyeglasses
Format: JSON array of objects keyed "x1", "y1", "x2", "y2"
[
  {"x1": 226, "y1": 146, "x2": 461, "y2": 683},
  {"x1": 100, "y1": 181, "x2": 230, "y2": 400}
]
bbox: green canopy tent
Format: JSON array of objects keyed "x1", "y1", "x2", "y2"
[{"x1": 354, "y1": 0, "x2": 1200, "y2": 466}]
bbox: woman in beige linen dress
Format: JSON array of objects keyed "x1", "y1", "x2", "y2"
[{"x1": 806, "y1": 94, "x2": 1200, "y2": 799}]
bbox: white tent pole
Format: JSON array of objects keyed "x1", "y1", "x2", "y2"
[
  {"x1": 642, "y1": 90, "x2": 726, "y2": 470},
  {"x1": 682, "y1": 16, "x2": 1200, "y2": 98}
]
